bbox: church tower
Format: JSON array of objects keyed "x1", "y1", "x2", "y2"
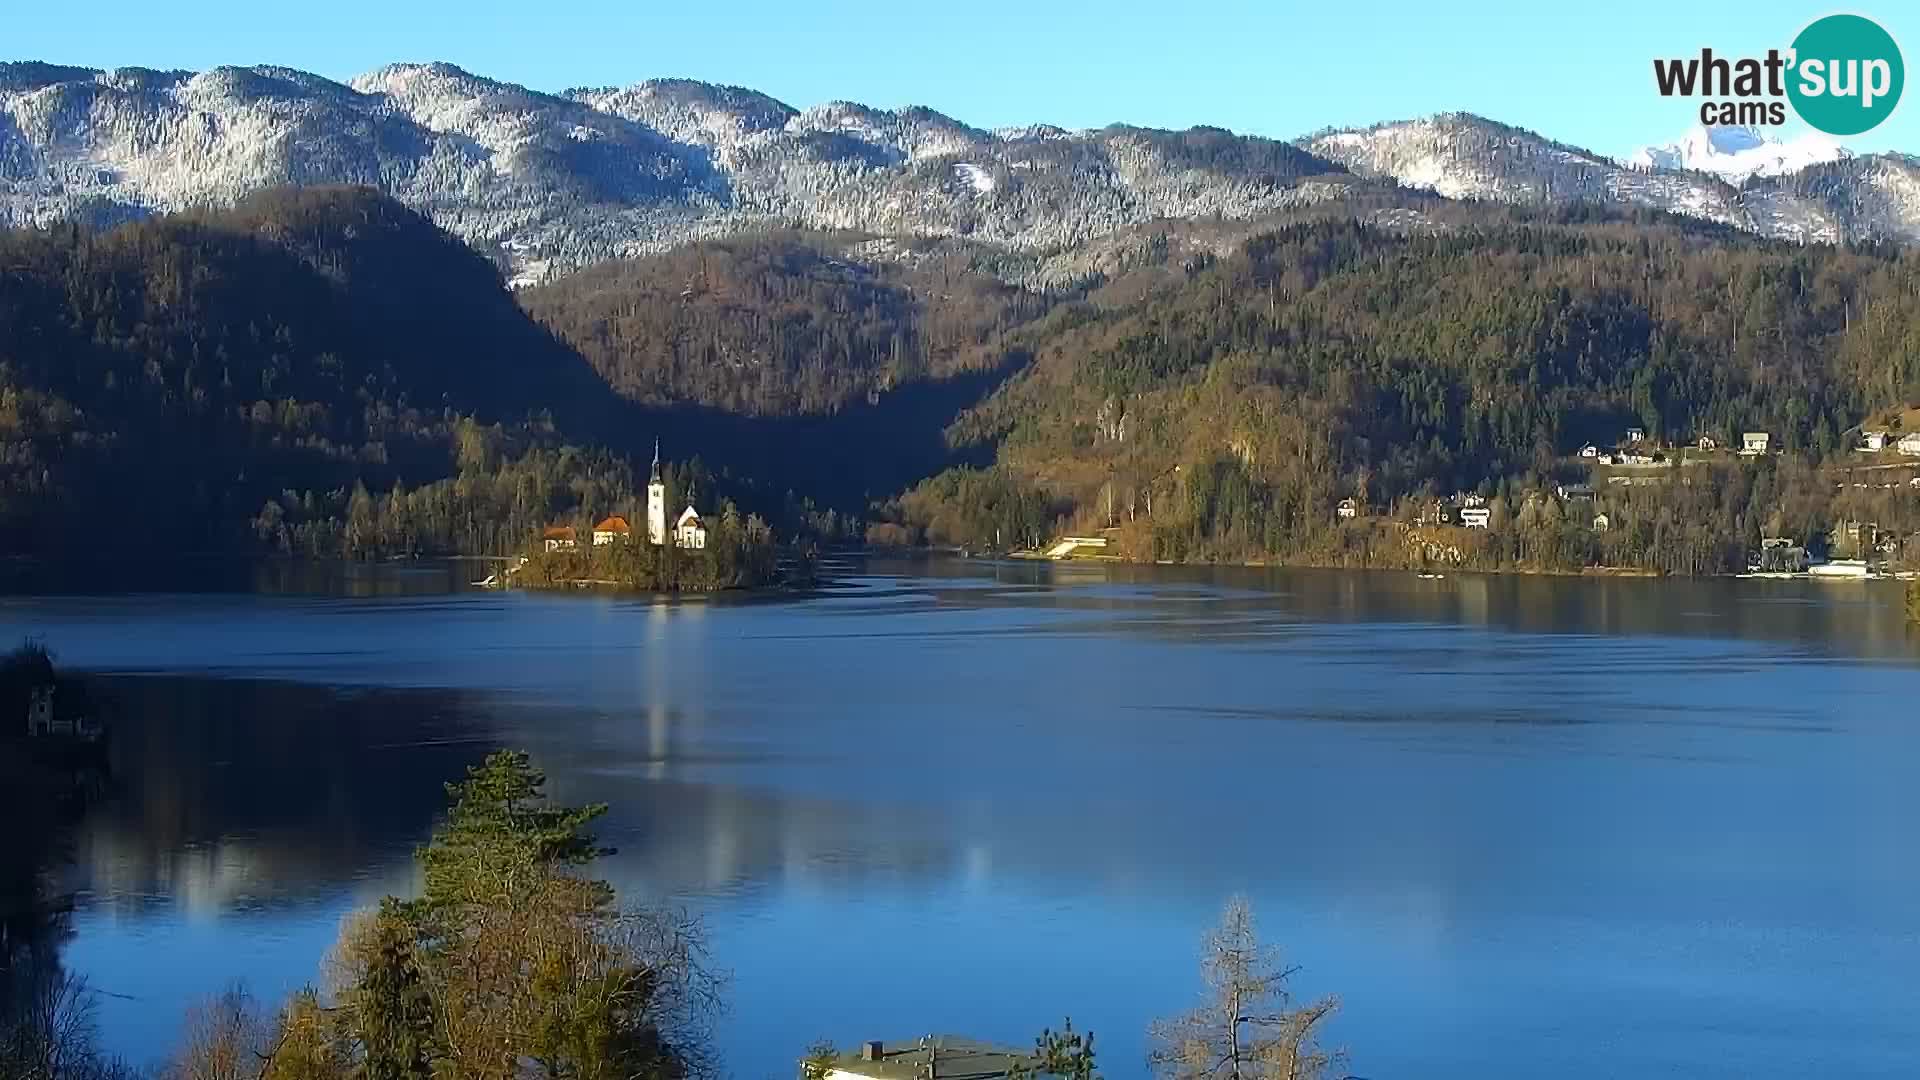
[{"x1": 646, "y1": 439, "x2": 667, "y2": 546}]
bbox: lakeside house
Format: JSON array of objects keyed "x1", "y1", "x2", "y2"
[
  {"x1": 592, "y1": 516, "x2": 631, "y2": 545},
  {"x1": 1900, "y1": 433, "x2": 1920, "y2": 456},
  {"x1": 1861, "y1": 430, "x2": 1891, "y2": 452},
  {"x1": 1336, "y1": 497, "x2": 1360, "y2": 520},
  {"x1": 1578, "y1": 443, "x2": 1600, "y2": 458},
  {"x1": 1592, "y1": 513, "x2": 1611, "y2": 532},
  {"x1": 1042, "y1": 535, "x2": 1111, "y2": 559},
  {"x1": 1697, "y1": 434, "x2": 1719, "y2": 451},
  {"x1": 542, "y1": 526, "x2": 577, "y2": 552},
  {"x1": 1459, "y1": 506, "x2": 1491, "y2": 528},
  {"x1": 1741, "y1": 432, "x2": 1771, "y2": 455},
  {"x1": 20, "y1": 682, "x2": 103, "y2": 741},
  {"x1": 809, "y1": 1037, "x2": 1056, "y2": 1080},
  {"x1": 1416, "y1": 501, "x2": 1453, "y2": 526},
  {"x1": 1626, "y1": 427, "x2": 1646, "y2": 444}
]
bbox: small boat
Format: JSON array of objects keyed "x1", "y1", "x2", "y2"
[{"x1": 1417, "y1": 572, "x2": 1445, "y2": 580}]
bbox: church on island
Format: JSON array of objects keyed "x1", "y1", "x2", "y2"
[
  {"x1": 646, "y1": 442, "x2": 708, "y2": 550},
  {"x1": 539, "y1": 442, "x2": 707, "y2": 553}
]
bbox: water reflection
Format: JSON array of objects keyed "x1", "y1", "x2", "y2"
[
  {"x1": 853, "y1": 557, "x2": 1920, "y2": 659},
  {"x1": 80, "y1": 678, "x2": 501, "y2": 914},
  {"x1": 0, "y1": 557, "x2": 492, "y2": 597}
]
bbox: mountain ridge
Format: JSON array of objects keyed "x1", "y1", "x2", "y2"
[{"x1": 5, "y1": 61, "x2": 1920, "y2": 284}]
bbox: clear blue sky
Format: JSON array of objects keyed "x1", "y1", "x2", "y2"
[{"x1": 9, "y1": 1, "x2": 1916, "y2": 157}]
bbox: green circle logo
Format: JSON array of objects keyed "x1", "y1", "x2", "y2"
[{"x1": 1787, "y1": 14, "x2": 1904, "y2": 135}]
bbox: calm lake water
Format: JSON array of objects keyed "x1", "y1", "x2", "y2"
[{"x1": 4, "y1": 559, "x2": 1919, "y2": 1078}]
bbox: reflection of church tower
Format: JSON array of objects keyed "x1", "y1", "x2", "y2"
[{"x1": 647, "y1": 439, "x2": 667, "y2": 546}]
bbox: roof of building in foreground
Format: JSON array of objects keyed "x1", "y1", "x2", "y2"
[{"x1": 817, "y1": 1035, "x2": 1053, "y2": 1080}]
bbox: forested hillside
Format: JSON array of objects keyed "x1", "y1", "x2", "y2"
[
  {"x1": 885, "y1": 210, "x2": 1920, "y2": 572},
  {"x1": 7, "y1": 186, "x2": 1920, "y2": 576},
  {"x1": 0, "y1": 191, "x2": 1039, "y2": 563},
  {"x1": 521, "y1": 232, "x2": 1048, "y2": 414},
  {"x1": 0, "y1": 186, "x2": 645, "y2": 559}
]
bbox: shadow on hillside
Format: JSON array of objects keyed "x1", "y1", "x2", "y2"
[{"x1": 622, "y1": 353, "x2": 1024, "y2": 511}]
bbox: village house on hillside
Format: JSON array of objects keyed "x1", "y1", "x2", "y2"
[{"x1": 1741, "y1": 432, "x2": 1771, "y2": 455}]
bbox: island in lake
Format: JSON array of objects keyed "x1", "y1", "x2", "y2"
[{"x1": 511, "y1": 442, "x2": 781, "y2": 593}]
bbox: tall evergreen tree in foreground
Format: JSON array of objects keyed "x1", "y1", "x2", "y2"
[{"x1": 168, "y1": 750, "x2": 724, "y2": 1080}]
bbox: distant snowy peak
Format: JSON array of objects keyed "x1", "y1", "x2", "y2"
[{"x1": 1626, "y1": 125, "x2": 1849, "y2": 181}]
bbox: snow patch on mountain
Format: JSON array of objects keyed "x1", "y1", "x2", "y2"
[
  {"x1": 953, "y1": 162, "x2": 994, "y2": 193},
  {"x1": 1626, "y1": 124, "x2": 1849, "y2": 181}
]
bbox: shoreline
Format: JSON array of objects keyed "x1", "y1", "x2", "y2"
[{"x1": 888, "y1": 546, "x2": 1920, "y2": 582}]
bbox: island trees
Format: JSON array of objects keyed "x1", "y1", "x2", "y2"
[{"x1": 1148, "y1": 896, "x2": 1341, "y2": 1080}]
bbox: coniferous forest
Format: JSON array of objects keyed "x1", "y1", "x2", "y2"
[{"x1": 6, "y1": 187, "x2": 1920, "y2": 576}]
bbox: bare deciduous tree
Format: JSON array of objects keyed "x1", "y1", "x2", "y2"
[
  {"x1": 167, "y1": 984, "x2": 273, "y2": 1080},
  {"x1": 1148, "y1": 896, "x2": 1343, "y2": 1080},
  {"x1": 1, "y1": 970, "x2": 141, "y2": 1080}
]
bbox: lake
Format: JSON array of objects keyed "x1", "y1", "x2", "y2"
[{"x1": 4, "y1": 558, "x2": 1919, "y2": 1078}]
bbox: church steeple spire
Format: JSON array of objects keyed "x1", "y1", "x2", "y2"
[{"x1": 646, "y1": 438, "x2": 667, "y2": 546}]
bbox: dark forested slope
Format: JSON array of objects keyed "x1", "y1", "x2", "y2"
[
  {"x1": 0, "y1": 186, "x2": 632, "y2": 558},
  {"x1": 0, "y1": 194, "x2": 1043, "y2": 562}
]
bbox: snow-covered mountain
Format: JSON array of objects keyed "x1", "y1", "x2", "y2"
[
  {"x1": 0, "y1": 61, "x2": 1361, "y2": 284},
  {"x1": 1626, "y1": 125, "x2": 1849, "y2": 181},
  {"x1": 1302, "y1": 111, "x2": 1920, "y2": 245},
  {"x1": 4, "y1": 63, "x2": 1919, "y2": 285},
  {"x1": 1304, "y1": 113, "x2": 1745, "y2": 226}
]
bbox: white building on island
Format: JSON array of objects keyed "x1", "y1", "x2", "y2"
[
  {"x1": 673, "y1": 506, "x2": 708, "y2": 549},
  {"x1": 648, "y1": 441, "x2": 711, "y2": 549}
]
